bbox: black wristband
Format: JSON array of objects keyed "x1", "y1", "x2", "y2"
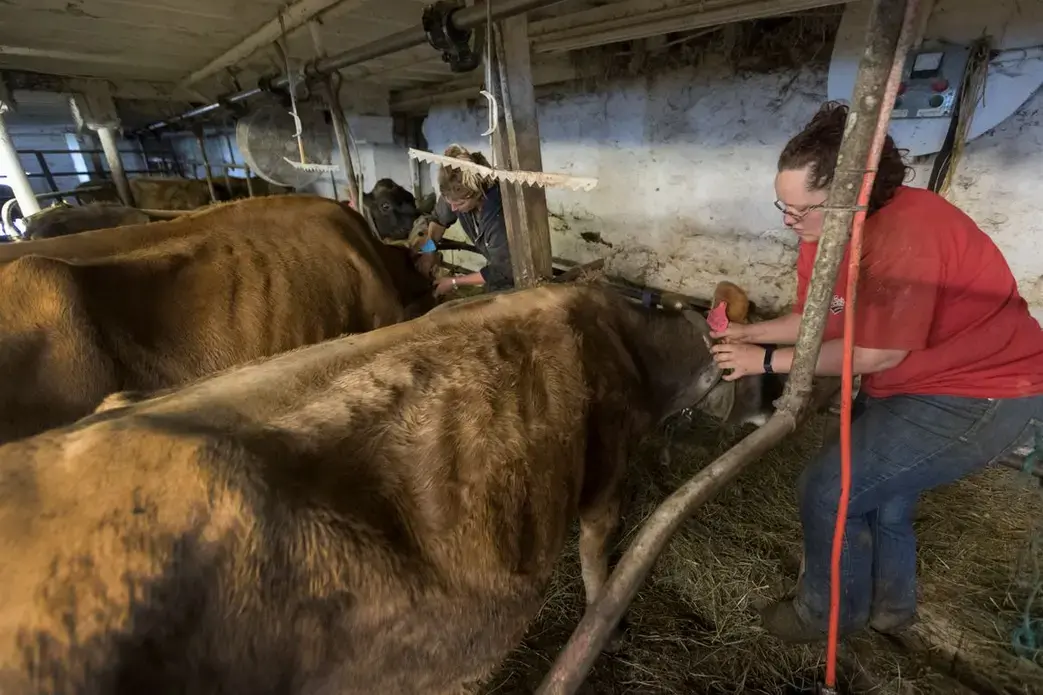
[{"x1": 763, "y1": 345, "x2": 776, "y2": 374}]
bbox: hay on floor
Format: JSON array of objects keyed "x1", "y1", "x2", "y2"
[{"x1": 479, "y1": 413, "x2": 1043, "y2": 694}]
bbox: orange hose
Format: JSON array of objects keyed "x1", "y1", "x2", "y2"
[
  {"x1": 823, "y1": 0, "x2": 922, "y2": 681},
  {"x1": 825, "y1": 170, "x2": 870, "y2": 687}
]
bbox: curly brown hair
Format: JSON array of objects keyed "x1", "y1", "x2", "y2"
[
  {"x1": 778, "y1": 101, "x2": 911, "y2": 215},
  {"x1": 437, "y1": 144, "x2": 493, "y2": 203}
]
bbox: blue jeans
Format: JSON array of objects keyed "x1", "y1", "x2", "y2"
[{"x1": 795, "y1": 392, "x2": 1043, "y2": 631}]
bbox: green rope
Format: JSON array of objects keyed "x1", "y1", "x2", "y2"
[{"x1": 1012, "y1": 428, "x2": 1043, "y2": 661}]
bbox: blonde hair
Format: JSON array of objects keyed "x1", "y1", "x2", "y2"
[{"x1": 437, "y1": 144, "x2": 492, "y2": 202}]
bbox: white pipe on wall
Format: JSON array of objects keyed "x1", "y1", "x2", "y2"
[{"x1": 0, "y1": 111, "x2": 40, "y2": 217}]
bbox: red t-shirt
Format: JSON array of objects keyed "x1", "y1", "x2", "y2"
[{"x1": 794, "y1": 186, "x2": 1043, "y2": 399}]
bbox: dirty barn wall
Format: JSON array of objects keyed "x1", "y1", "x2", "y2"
[{"x1": 423, "y1": 63, "x2": 1043, "y2": 323}]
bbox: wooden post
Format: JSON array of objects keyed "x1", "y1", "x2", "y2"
[{"x1": 490, "y1": 16, "x2": 552, "y2": 288}]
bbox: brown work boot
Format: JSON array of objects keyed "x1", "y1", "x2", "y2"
[
  {"x1": 868, "y1": 610, "x2": 918, "y2": 635},
  {"x1": 759, "y1": 600, "x2": 864, "y2": 644}
]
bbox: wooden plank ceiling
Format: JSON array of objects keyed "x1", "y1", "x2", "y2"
[{"x1": 0, "y1": 0, "x2": 849, "y2": 113}]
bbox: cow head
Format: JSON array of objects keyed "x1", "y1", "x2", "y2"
[
  {"x1": 676, "y1": 282, "x2": 781, "y2": 428},
  {"x1": 362, "y1": 179, "x2": 422, "y2": 242},
  {"x1": 374, "y1": 241, "x2": 439, "y2": 319}
]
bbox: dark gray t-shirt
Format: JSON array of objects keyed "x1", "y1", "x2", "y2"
[{"x1": 433, "y1": 184, "x2": 513, "y2": 290}]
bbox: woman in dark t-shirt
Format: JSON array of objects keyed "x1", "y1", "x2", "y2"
[{"x1": 424, "y1": 145, "x2": 514, "y2": 296}]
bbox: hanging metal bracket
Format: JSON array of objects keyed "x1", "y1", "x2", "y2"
[{"x1": 422, "y1": 1, "x2": 482, "y2": 73}]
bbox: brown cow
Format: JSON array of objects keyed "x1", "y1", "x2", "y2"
[
  {"x1": 0, "y1": 194, "x2": 436, "y2": 445},
  {"x1": 76, "y1": 176, "x2": 215, "y2": 210},
  {"x1": 0, "y1": 281, "x2": 763, "y2": 695},
  {"x1": 22, "y1": 202, "x2": 151, "y2": 240}
]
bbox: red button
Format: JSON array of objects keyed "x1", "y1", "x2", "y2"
[{"x1": 931, "y1": 78, "x2": 949, "y2": 92}]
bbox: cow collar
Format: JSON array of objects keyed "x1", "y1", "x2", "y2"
[{"x1": 680, "y1": 309, "x2": 727, "y2": 413}]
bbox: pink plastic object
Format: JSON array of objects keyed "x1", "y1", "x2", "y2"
[{"x1": 707, "y1": 301, "x2": 729, "y2": 333}]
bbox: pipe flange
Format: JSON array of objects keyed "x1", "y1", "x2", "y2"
[{"x1": 422, "y1": 1, "x2": 481, "y2": 73}]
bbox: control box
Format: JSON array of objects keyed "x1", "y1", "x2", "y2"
[{"x1": 891, "y1": 42, "x2": 971, "y2": 120}]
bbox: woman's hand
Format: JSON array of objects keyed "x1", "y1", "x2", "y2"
[
  {"x1": 710, "y1": 343, "x2": 766, "y2": 381},
  {"x1": 433, "y1": 277, "x2": 457, "y2": 297},
  {"x1": 709, "y1": 322, "x2": 754, "y2": 344}
]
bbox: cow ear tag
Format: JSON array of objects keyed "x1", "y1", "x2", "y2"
[
  {"x1": 706, "y1": 301, "x2": 732, "y2": 378},
  {"x1": 707, "y1": 301, "x2": 729, "y2": 334}
]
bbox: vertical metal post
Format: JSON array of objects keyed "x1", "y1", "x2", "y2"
[
  {"x1": 0, "y1": 111, "x2": 40, "y2": 216},
  {"x1": 194, "y1": 128, "x2": 218, "y2": 202},
  {"x1": 322, "y1": 78, "x2": 360, "y2": 208},
  {"x1": 96, "y1": 126, "x2": 135, "y2": 207},
  {"x1": 137, "y1": 136, "x2": 152, "y2": 174},
  {"x1": 223, "y1": 164, "x2": 233, "y2": 198},
  {"x1": 244, "y1": 165, "x2": 255, "y2": 197},
  {"x1": 167, "y1": 139, "x2": 184, "y2": 177},
  {"x1": 34, "y1": 152, "x2": 59, "y2": 193}
]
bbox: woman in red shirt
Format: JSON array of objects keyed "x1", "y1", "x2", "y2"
[{"x1": 711, "y1": 102, "x2": 1043, "y2": 642}]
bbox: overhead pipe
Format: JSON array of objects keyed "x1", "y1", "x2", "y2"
[{"x1": 140, "y1": 0, "x2": 568, "y2": 133}]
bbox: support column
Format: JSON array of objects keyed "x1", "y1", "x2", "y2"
[
  {"x1": 491, "y1": 15, "x2": 553, "y2": 288},
  {"x1": 96, "y1": 126, "x2": 134, "y2": 207},
  {"x1": 0, "y1": 88, "x2": 40, "y2": 217},
  {"x1": 70, "y1": 85, "x2": 135, "y2": 207}
]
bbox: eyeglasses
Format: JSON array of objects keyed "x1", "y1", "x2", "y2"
[{"x1": 774, "y1": 200, "x2": 825, "y2": 222}]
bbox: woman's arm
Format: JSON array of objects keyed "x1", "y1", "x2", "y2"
[
  {"x1": 711, "y1": 311, "x2": 802, "y2": 345},
  {"x1": 770, "y1": 339, "x2": 907, "y2": 375},
  {"x1": 746, "y1": 312, "x2": 802, "y2": 345},
  {"x1": 710, "y1": 339, "x2": 908, "y2": 381},
  {"x1": 429, "y1": 197, "x2": 457, "y2": 242}
]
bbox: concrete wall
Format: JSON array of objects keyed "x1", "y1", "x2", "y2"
[{"x1": 422, "y1": 64, "x2": 1043, "y2": 323}]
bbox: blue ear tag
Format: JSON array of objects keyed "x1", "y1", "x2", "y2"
[{"x1": 420, "y1": 238, "x2": 437, "y2": 253}]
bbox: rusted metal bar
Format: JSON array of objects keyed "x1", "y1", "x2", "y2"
[
  {"x1": 194, "y1": 129, "x2": 218, "y2": 203},
  {"x1": 22, "y1": 169, "x2": 154, "y2": 178},
  {"x1": 322, "y1": 76, "x2": 360, "y2": 208},
  {"x1": 15, "y1": 149, "x2": 140, "y2": 155},
  {"x1": 33, "y1": 153, "x2": 58, "y2": 193},
  {"x1": 36, "y1": 185, "x2": 105, "y2": 201},
  {"x1": 534, "y1": 1, "x2": 921, "y2": 692}
]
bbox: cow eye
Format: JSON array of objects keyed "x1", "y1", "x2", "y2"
[{"x1": 380, "y1": 202, "x2": 392, "y2": 212}]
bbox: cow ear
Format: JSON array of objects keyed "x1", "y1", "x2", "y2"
[{"x1": 712, "y1": 281, "x2": 750, "y2": 324}]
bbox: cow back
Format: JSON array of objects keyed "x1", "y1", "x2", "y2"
[{"x1": 0, "y1": 195, "x2": 413, "y2": 444}]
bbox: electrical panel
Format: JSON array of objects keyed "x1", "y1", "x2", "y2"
[{"x1": 891, "y1": 42, "x2": 971, "y2": 120}]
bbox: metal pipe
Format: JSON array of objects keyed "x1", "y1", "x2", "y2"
[
  {"x1": 194, "y1": 129, "x2": 219, "y2": 202},
  {"x1": 16, "y1": 149, "x2": 141, "y2": 155},
  {"x1": 0, "y1": 111, "x2": 41, "y2": 217},
  {"x1": 36, "y1": 185, "x2": 106, "y2": 201},
  {"x1": 140, "y1": 0, "x2": 566, "y2": 133},
  {"x1": 96, "y1": 126, "x2": 136, "y2": 207},
  {"x1": 34, "y1": 152, "x2": 58, "y2": 193},
  {"x1": 322, "y1": 77, "x2": 359, "y2": 208}
]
